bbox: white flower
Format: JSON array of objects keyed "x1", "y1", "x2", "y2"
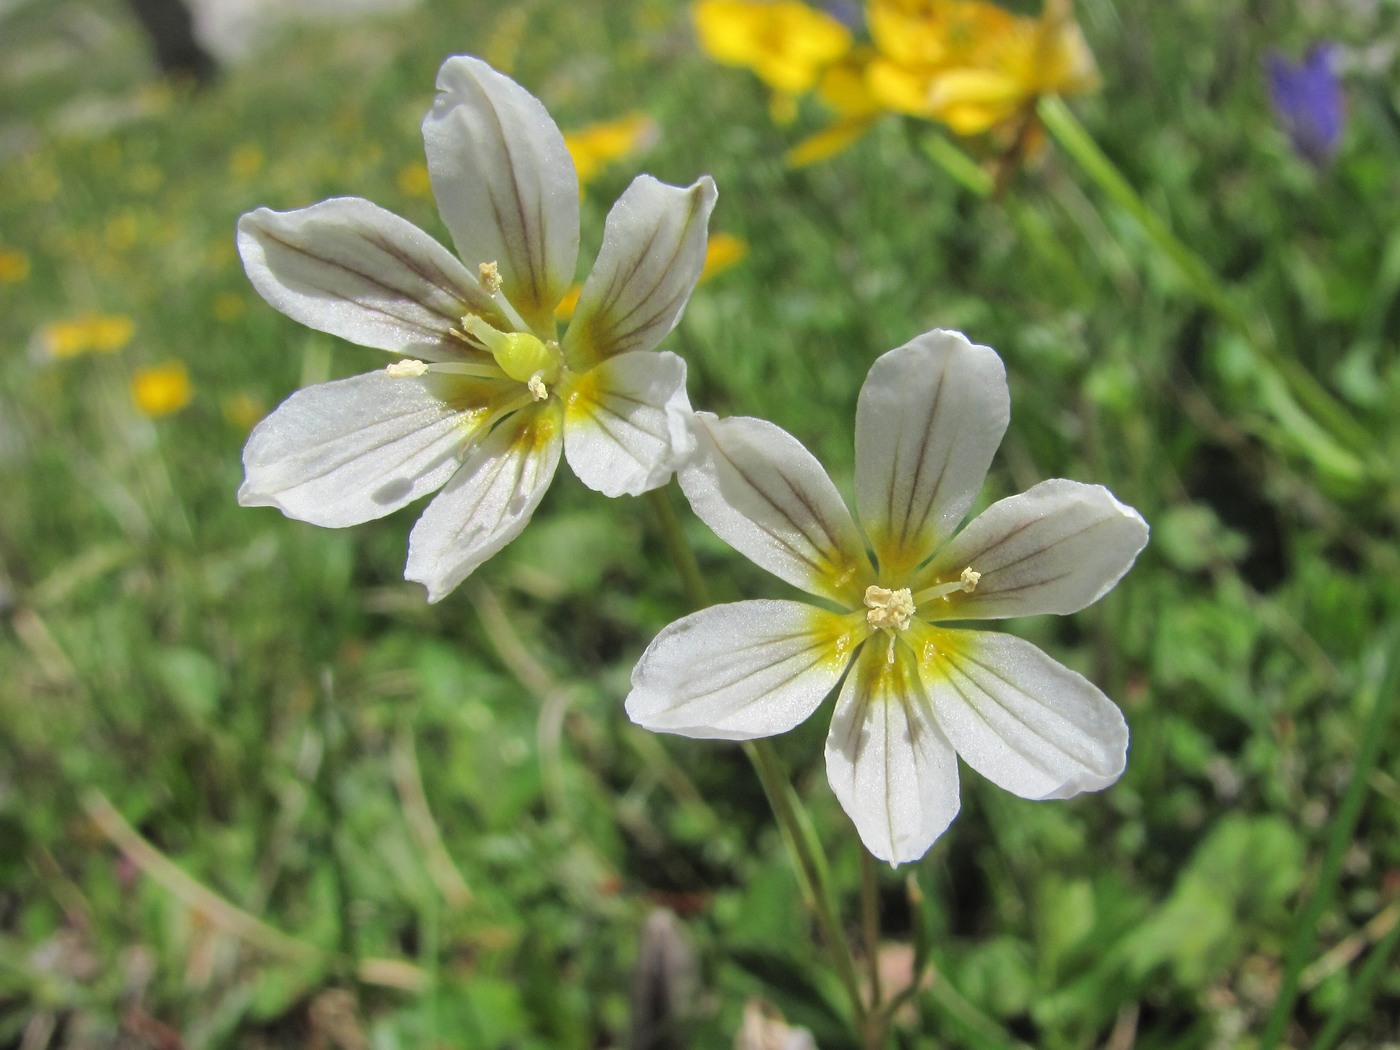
[
  {"x1": 237, "y1": 56, "x2": 717, "y2": 601},
  {"x1": 626, "y1": 330, "x2": 1148, "y2": 865}
]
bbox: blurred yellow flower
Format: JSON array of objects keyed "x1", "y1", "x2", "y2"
[
  {"x1": 0, "y1": 249, "x2": 30, "y2": 283},
  {"x1": 229, "y1": 144, "x2": 265, "y2": 181},
  {"x1": 700, "y1": 232, "x2": 748, "y2": 281},
  {"x1": 212, "y1": 292, "x2": 246, "y2": 322},
  {"x1": 42, "y1": 315, "x2": 135, "y2": 358},
  {"x1": 867, "y1": 0, "x2": 1098, "y2": 136},
  {"x1": 693, "y1": 0, "x2": 852, "y2": 99},
  {"x1": 787, "y1": 50, "x2": 885, "y2": 165},
  {"x1": 132, "y1": 362, "x2": 192, "y2": 417},
  {"x1": 483, "y1": 8, "x2": 528, "y2": 74},
  {"x1": 222, "y1": 392, "x2": 265, "y2": 430},
  {"x1": 564, "y1": 113, "x2": 658, "y2": 185},
  {"x1": 396, "y1": 162, "x2": 434, "y2": 198}
]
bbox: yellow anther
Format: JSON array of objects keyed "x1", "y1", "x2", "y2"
[
  {"x1": 960, "y1": 567, "x2": 981, "y2": 592},
  {"x1": 527, "y1": 373, "x2": 548, "y2": 401},
  {"x1": 478, "y1": 260, "x2": 502, "y2": 295},
  {"x1": 864, "y1": 585, "x2": 915, "y2": 633},
  {"x1": 386, "y1": 358, "x2": 429, "y2": 378}
]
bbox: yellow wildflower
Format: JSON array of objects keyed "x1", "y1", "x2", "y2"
[
  {"x1": 0, "y1": 249, "x2": 30, "y2": 283},
  {"x1": 131, "y1": 362, "x2": 192, "y2": 417},
  {"x1": 693, "y1": 0, "x2": 852, "y2": 98},
  {"x1": 212, "y1": 292, "x2": 246, "y2": 322},
  {"x1": 222, "y1": 392, "x2": 265, "y2": 430},
  {"x1": 396, "y1": 162, "x2": 434, "y2": 198},
  {"x1": 867, "y1": 0, "x2": 1098, "y2": 136},
  {"x1": 787, "y1": 49, "x2": 885, "y2": 165},
  {"x1": 42, "y1": 315, "x2": 135, "y2": 358},
  {"x1": 700, "y1": 232, "x2": 748, "y2": 281},
  {"x1": 564, "y1": 113, "x2": 658, "y2": 185},
  {"x1": 229, "y1": 144, "x2": 265, "y2": 181}
]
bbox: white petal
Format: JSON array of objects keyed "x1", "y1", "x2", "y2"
[
  {"x1": 824, "y1": 645, "x2": 961, "y2": 866},
  {"x1": 678, "y1": 413, "x2": 872, "y2": 605},
  {"x1": 423, "y1": 56, "x2": 579, "y2": 335},
  {"x1": 915, "y1": 628, "x2": 1128, "y2": 800},
  {"x1": 563, "y1": 351, "x2": 694, "y2": 498},
  {"x1": 238, "y1": 371, "x2": 480, "y2": 527},
  {"x1": 562, "y1": 175, "x2": 717, "y2": 367},
  {"x1": 237, "y1": 198, "x2": 501, "y2": 358},
  {"x1": 855, "y1": 330, "x2": 1009, "y2": 575},
  {"x1": 405, "y1": 404, "x2": 563, "y2": 602},
  {"x1": 919, "y1": 479, "x2": 1149, "y2": 620},
  {"x1": 626, "y1": 600, "x2": 864, "y2": 740}
]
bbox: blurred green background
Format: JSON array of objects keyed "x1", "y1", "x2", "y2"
[{"x1": 2, "y1": 0, "x2": 1398, "y2": 1046}]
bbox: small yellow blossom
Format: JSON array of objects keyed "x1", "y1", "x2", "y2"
[
  {"x1": 787, "y1": 50, "x2": 885, "y2": 165},
  {"x1": 693, "y1": 0, "x2": 852, "y2": 97},
  {"x1": 700, "y1": 232, "x2": 748, "y2": 281},
  {"x1": 229, "y1": 144, "x2": 265, "y2": 181},
  {"x1": 0, "y1": 249, "x2": 30, "y2": 284},
  {"x1": 396, "y1": 162, "x2": 434, "y2": 198},
  {"x1": 212, "y1": 292, "x2": 246, "y2": 322},
  {"x1": 132, "y1": 362, "x2": 193, "y2": 417},
  {"x1": 564, "y1": 113, "x2": 658, "y2": 185},
  {"x1": 222, "y1": 392, "x2": 265, "y2": 430},
  {"x1": 42, "y1": 315, "x2": 135, "y2": 358},
  {"x1": 867, "y1": 0, "x2": 1099, "y2": 136},
  {"x1": 483, "y1": 8, "x2": 528, "y2": 73}
]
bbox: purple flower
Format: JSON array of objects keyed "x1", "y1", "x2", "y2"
[{"x1": 1266, "y1": 44, "x2": 1345, "y2": 166}]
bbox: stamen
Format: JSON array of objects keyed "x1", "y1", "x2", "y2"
[
  {"x1": 864, "y1": 585, "x2": 915, "y2": 632},
  {"x1": 385, "y1": 358, "x2": 429, "y2": 378},
  {"x1": 913, "y1": 566, "x2": 982, "y2": 606},
  {"x1": 478, "y1": 260, "x2": 502, "y2": 295},
  {"x1": 527, "y1": 372, "x2": 548, "y2": 401}
]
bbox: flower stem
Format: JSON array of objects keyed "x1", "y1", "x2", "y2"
[
  {"x1": 645, "y1": 483, "x2": 869, "y2": 1031},
  {"x1": 746, "y1": 738, "x2": 868, "y2": 1030},
  {"x1": 645, "y1": 485, "x2": 710, "y2": 609},
  {"x1": 1035, "y1": 94, "x2": 1374, "y2": 481}
]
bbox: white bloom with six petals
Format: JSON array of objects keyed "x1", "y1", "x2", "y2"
[
  {"x1": 237, "y1": 56, "x2": 716, "y2": 601},
  {"x1": 626, "y1": 330, "x2": 1148, "y2": 865}
]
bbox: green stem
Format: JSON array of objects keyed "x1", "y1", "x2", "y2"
[
  {"x1": 746, "y1": 738, "x2": 868, "y2": 1029},
  {"x1": 645, "y1": 485, "x2": 710, "y2": 609},
  {"x1": 645, "y1": 486, "x2": 868, "y2": 1029},
  {"x1": 1259, "y1": 628, "x2": 1400, "y2": 1048},
  {"x1": 1036, "y1": 94, "x2": 1374, "y2": 476}
]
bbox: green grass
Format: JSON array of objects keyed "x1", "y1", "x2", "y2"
[{"x1": 2, "y1": 0, "x2": 1399, "y2": 1046}]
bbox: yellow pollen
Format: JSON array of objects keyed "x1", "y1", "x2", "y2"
[
  {"x1": 960, "y1": 566, "x2": 981, "y2": 592},
  {"x1": 478, "y1": 260, "x2": 502, "y2": 294},
  {"x1": 864, "y1": 585, "x2": 915, "y2": 632},
  {"x1": 386, "y1": 358, "x2": 429, "y2": 378},
  {"x1": 527, "y1": 372, "x2": 548, "y2": 401}
]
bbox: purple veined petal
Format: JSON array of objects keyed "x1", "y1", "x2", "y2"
[
  {"x1": 562, "y1": 175, "x2": 717, "y2": 369},
  {"x1": 626, "y1": 599, "x2": 866, "y2": 740},
  {"x1": 915, "y1": 479, "x2": 1148, "y2": 620},
  {"x1": 824, "y1": 643, "x2": 961, "y2": 866},
  {"x1": 239, "y1": 370, "x2": 493, "y2": 528},
  {"x1": 423, "y1": 56, "x2": 580, "y2": 336},
  {"x1": 563, "y1": 350, "x2": 695, "y2": 498},
  {"x1": 679, "y1": 412, "x2": 873, "y2": 606},
  {"x1": 405, "y1": 400, "x2": 564, "y2": 602},
  {"x1": 237, "y1": 198, "x2": 504, "y2": 360},
  {"x1": 855, "y1": 330, "x2": 1010, "y2": 578},
  {"x1": 912, "y1": 626, "x2": 1129, "y2": 800}
]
